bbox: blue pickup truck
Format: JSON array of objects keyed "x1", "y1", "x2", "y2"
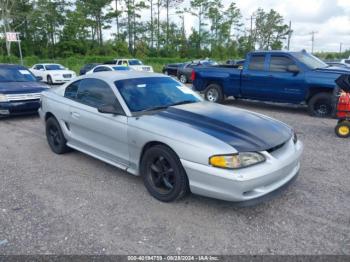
[
  {"x1": 0, "y1": 64, "x2": 49, "y2": 116},
  {"x1": 192, "y1": 50, "x2": 350, "y2": 117}
]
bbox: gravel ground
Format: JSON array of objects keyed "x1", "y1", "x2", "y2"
[{"x1": 0, "y1": 99, "x2": 349, "y2": 255}]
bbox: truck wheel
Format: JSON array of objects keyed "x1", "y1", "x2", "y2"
[
  {"x1": 205, "y1": 84, "x2": 224, "y2": 103},
  {"x1": 308, "y1": 92, "x2": 333, "y2": 117},
  {"x1": 179, "y1": 74, "x2": 187, "y2": 84},
  {"x1": 335, "y1": 121, "x2": 350, "y2": 138}
]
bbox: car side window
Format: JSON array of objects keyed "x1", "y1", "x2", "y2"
[
  {"x1": 64, "y1": 80, "x2": 81, "y2": 100},
  {"x1": 270, "y1": 56, "x2": 297, "y2": 72},
  {"x1": 248, "y1": 56, "x2": 265, "y2": 71},
  {"x1": 93, "y1": 66, "x2": 111, "y2": 73},
  {"x1": 117, "y1": 60, "x2": 123, "y2": 65},
  {"x1": 35, "y1": 65, "x2": 44, "y2": 70},
  {"x1": 76, "y1": 78, "x2": 117, "y2": 108}
]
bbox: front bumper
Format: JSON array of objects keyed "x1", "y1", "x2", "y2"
[
  {"x1": 51, "y1": 77, "x2": 73, "y2": 84},
  {"x1": 0, "y1": 100, "x2": 40, "y2": 115},
  {"x1": 181, "y1": 139, "x2": 303, "y2": 203}
]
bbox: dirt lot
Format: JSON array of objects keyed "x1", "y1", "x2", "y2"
[{"x1": 0, "y1": 99, "x2": 349, "y2": 255}]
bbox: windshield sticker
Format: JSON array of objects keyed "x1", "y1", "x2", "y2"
[
  {"x1": 19, "y1": 70, "x2": 31, "y2": 75},
  {"x1": 176, "y1": 85, "x2": 192, "y2": 94},
  {"x1": 137, "y1": 84, "x2": 147, "y2": 88}
]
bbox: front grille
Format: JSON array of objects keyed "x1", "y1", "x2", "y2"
[
  {"x1": 142, "y1": 67, "x2": 150, "y2": 71},
  {"x1": 63, "y1": 74, "x2": 72, "y2": 78},
  {"x1": 6, "y1": 93, "x2": 41, "y2": 102}
]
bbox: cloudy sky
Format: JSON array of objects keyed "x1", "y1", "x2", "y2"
[{"x1": 108, "y1": 0, "x2": 350, "y2": 52}]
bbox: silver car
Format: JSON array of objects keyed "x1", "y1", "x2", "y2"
[{"x1": 39, "y1": 71, "x2": 303, "y2": 203}]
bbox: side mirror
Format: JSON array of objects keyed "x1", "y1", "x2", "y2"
[
  {"x1": 36, "y1": 76, "x2": 43, "y2": 81},
  {"x1": 287, "y1": 65, "x2": 300, "y2": 74},
  {"x1": 98, "y1": 101, "x2": 125, "y2": 115}
]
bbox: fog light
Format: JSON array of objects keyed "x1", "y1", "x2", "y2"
[{"x1": 0, "y1": 109, "x2": 10, "y2": 115}]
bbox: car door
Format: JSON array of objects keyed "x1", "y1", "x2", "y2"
[
  {"x1": 65, "y1": 78, "x2": 129, "y2": 167},
  {"x1": 32, "y1": 64, "x2": 45, "y2": 78},
  {"x1": 266, "y1": 55, "x2": 306, "y2": 102},
  {"x1": 241, "y1": 55, "x2": 270, "y2": 100}
]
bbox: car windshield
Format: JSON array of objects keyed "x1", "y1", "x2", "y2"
[
  {"x1": 0, "y1": 68, "x2": 37, "y2": 82},
  {"x1": 293, "y1": 53, "x2": 328, "y2": 69},
  {"x1": 115, "y1": 77, "x2": 201, "y2": 112},
  {"x1": 113, "y1": 66, "x2": 130, "y2": 71},
  {"x1": 128, "y1": 59, "x2": 143, "y2": 66},
  {"x1": 45, "y1": 64, "x2": 65, "y2": 70}
]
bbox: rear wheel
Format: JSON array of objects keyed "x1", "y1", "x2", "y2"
[
  {"x1": 308, "y1": 92, "x2": 333, "y2": 117},
  {"x1": 140, "y1": 145, "x2": 189, "y2": 202},
  {"x1": 46, "y1": 117, "x2": 70, "y2": 154},
  {"x1": 47, "y1": 75, "x2": 53, "y2": 85},
  {"x1": 335, "y1": 121, "x2": 350, "y2": 138},
  {"x1": 204, "y1": 84, "x2": 224, "y2": 103},
  {"x1": 179, "y1": 74, "x2": 187, "y2": 84}
]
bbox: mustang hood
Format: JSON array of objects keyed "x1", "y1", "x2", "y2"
[
  {"x1": 157, "y1": 103, "x2": 292, "y2": 152},
  {"x1": 0, "y1": 81, "x2": 49, "y2": 94}
]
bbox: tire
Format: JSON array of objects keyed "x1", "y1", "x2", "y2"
[
  {"x1": 308, "y1": 92, "x2": 333, "y2": 117},
  {"x1": 47, "y1": 75, "x2": 53, "y2": 85},
  {"x1": 46, "y1": 117, "x2": 70, "y2": 154},
  {"x1": 179, "y1": 74, "x2": 187, "y2": 84},
  {"x1": 204, "y1": 84, "x2": 224, "y2": 103},
  {"x1": 140, "y1": 145, "x2": 189, "y2": 202},
  {"x1": 335, "y1": 121, "x2": 350, "y2": 138}
]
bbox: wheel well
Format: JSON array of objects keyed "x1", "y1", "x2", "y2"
[
  {"x1": 45, "y1": 112, "x2": 56, "y2": 121},
  {"x1": 307, "y1": 88, "x2": 333, "y2": 101},
  {"x1": 205, "y1": 81, "x2": 223, "y2": 91},
  {"x1": 139, "y1": 141, "x2": 178, "y2": 168}
]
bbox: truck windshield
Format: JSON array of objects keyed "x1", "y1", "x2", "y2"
[
  {"x1": 293, "y1": 53, "x2": 328, "y2": 69},
  {"x1": 0, "y1": 68, "x2": 37, "y2": 82},
  {"x1": 128, "y1": 59, "x2": 143, "y2": 66},
  {"x1": 115, "y1": 77, "x2": 201, "y2": 112}
]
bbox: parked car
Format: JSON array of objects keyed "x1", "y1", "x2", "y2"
[
  {"x1": 192, "y1": 50, "x2": 350, "y2": 117},
  {"x1": 85, "y1": 65, "x2": 131, "y2": 75},
  {"x1": 0, "y1": 64, "x2": 49, "y2": 116},
  {"x1": 326, "y1": 62, "x2": 350, "y2": 69},
  {"x1": 177, "y1": 60, "x2": 218, "y2": 84},
  {"x1": 340, "y1": 59, "x2": 350, "y2": 65},
  {"x1": 79, "y1": 63, "x2": 101, "y2": 75},
  {"x1": 30, "y1": 63, "x2": 76, "y2": 84},
  {"x1": 105, "y1": 59, "x2": 153, "y2": 72},
  {"x1": 39, "y1": 71, "x2": 303, "y2": 203},
  {"x1": 162, "y1": 63, "x2": 184, "y2": 76}
]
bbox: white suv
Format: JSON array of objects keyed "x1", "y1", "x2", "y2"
[{"x1": 113, "y1": 59, "x2": 153, "y2": 72}]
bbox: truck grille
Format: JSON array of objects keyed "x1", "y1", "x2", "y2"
[
  {"x1": 6, "y1": 93, "x2": 41, "y2": 102},
  {"x1": 142, "y1": 67, "x2": 150, "y2": 71},
  {"x1": 63, "y1": 74, "x2": 72, "y2": 78}
]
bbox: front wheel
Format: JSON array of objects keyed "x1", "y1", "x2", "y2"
[
  {"x1": 140, "y1": 145, "x2": 189, "y2": 202},
  {"x1": 335, "y1": 121, "x2": 350, "y2": 138},
  {"x1": 204, "y1": 84, "x2": 224, "y2": 103},
  {"x1": 308, "y1": 92, "x2": 333, "y2": 117},
  {"x1": 47, "y1": 75, "x2": 53, "y2": 85}
]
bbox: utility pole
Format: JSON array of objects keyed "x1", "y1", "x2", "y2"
[
  {"x1": 339, "y1": 43, "x2": 343, "y2": 54},
  {"x1": 246, "y1": 15, "x2": 256, "y2": 50},
  {"x1": 287, "y1": 21, "x2": 292, "y2": 50},
  {"x1": 309, "y1": 31, "x2": 318, "y2": 54}
]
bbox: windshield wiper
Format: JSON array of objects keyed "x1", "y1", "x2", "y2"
[
  {"x1": 140, "y1": 105, "x2": 170, "y2": 112},
  {"x1": 169, "y1": 100, "x2": 196, "y2": 107}
]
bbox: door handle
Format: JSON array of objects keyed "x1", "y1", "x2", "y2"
[{"x1": 71, "y1": 112, "x2": 80, "y2": 119}]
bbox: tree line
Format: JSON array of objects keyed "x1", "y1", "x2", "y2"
[{"x1": 1, "y1": 0, "x2": 295, "y2": 60}]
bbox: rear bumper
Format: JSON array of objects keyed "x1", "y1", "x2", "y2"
[
  {"x1": 181, "y1": 140, "x2": 303, "y2": 203},
  {"x1": 0, "y1": 100, "x2": 40, "y2": 115}
]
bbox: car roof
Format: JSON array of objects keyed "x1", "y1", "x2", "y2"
[
  {"x1": 79, "y1": 71, "x2": 167, "y2": 82},
  {"x1": 37, "y1": 63, "x2": 62, "y2": 65},
  {"x1": 0, "y1": 64, "x2": 27, "y2": 70}
]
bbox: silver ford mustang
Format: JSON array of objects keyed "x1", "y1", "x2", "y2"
[{"x1": 39, "y1": 71, "x2": 303, "y2": 203}]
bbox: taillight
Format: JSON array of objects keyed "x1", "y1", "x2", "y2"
[{"x1": 191, "y1": 70, "x2": 196, "y2": 81}]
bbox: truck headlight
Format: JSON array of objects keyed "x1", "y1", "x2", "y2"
[
  {"x1": 209, "y1": 152, "x2": 265, "y2": 169},
  {"x1": 0, "y1": 94, "x2": 8, "y2": 102}
]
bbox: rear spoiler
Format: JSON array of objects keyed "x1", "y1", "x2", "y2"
[{"x1": 336, "y1": 74, "x2": 350, "y2": 93}]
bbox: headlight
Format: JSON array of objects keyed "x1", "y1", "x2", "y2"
[
  {"x1": 209, "y1": 152, "x2": 265, "y2": 169},
  {"x1": 0, "y1": 94, "x2": 8, "y2": 102},
  {"x1": 293, "y1": 131, "x2": 298, "y2": 144}
]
